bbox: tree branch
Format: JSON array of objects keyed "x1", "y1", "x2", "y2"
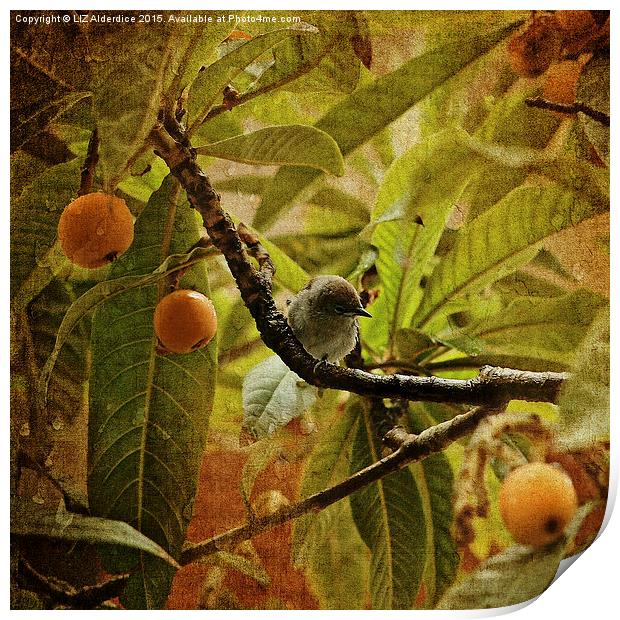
[
  {"x1": 525, "y1": 96, "x2": 610, "y2": 126},
  {"x1": 151, "y1": 119, "x2": 568, "y2": 407},
  {"x1": 19, "y1": 556, "x2": 128, "y2": 609},
  {"x1": 180, "y1": 404, "x2": 504, "y2": 564}
]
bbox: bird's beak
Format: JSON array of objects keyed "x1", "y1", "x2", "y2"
[{"x1": 353, "y1": 307, "x2": 372, "y2": 318}]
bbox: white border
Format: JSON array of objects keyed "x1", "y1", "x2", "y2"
[{"x1": 4, "y1": 2, "x2": 616, "y2": 617}]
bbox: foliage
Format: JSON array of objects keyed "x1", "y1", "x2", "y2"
[{"x1": 10, "y1": 9, "x2": 609, "y2": 611}]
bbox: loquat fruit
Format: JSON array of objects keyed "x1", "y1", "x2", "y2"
[
  {"x1": 154, "y1": 289, "x2": 217, "y2": 354},
  {"x1": 507, "y1": 14, "x2": 562, "y2": 78},
  {"x1": 499, "y1": 462, "x2": 578, "y2": 547},
  {"x1": 58, "y1": 192, "x2": 134, "y2": 269}
]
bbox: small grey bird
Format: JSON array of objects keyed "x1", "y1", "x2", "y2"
[{"x1": 287, "y1": 275, "x2": 371, "y2": 362}]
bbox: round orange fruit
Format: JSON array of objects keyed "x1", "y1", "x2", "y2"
[
  {"x1": 499, "y1": 462, "x2": 578, "y2": 547},
  {"x1": 154, "y1": 289, "x2": 217, "y2": 354},
  {"x1": 58, "y1": 192, "x2": 134, "y2": 269}
]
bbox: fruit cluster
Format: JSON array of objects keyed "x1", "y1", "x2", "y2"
[{"x1": 58, "y1": 192, "x2": 217, "y2": 355}]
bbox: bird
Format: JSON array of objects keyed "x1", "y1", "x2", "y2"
[{"x1": 286, "y1": 275, "x2": 371, "y2": 363}]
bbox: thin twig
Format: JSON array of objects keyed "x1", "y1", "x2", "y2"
[
  {"x1": 525, "y1": 96, "x2": 610, "y2": 126},
  {"x1": 180, "y1": 404, "x2": 504, "y2": 564},
  {"x1": 20, "y1": 556, "x2": 128, "y2": 609}
]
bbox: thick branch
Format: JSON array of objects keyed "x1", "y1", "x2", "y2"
[
  {"x1": 152, "y1": 120, "x2": 568, "y2": 407},
  {"x1": 181, "y1": 404, "x2": 503, "y2": 564}
]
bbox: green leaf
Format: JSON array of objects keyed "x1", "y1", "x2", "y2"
[
  {"x1": 292, "y1": 399, "x2": 359, "y2": 562},
  {"x1": 214, "y1": 174, "x2": 269, "y2": 195},
  {"x1": 408, "y1": 410, "x2": 458, "y2": 605},
  {"x1": 437, "y1": 504, "x2": 592, "y2": 609},
  {"x1": 11, "y1": 497, "x2": 179, "y2": 569},
  {"x1": 371, "y1": 131, "x2": 484, "y2": 340},
  {"x1": 413, "y1": 184, "x2": 608, "y2": 330},
  {"x1": 293, "y1": 400, "x2": 368, "y2": 609},
  {"x1": 254, "y1": 22, "x2": 520, "y2": 230},
  {"x1": 37, "y1": 245, "x2": 216, "y2": 408},
  {"x1": 394, "y1": 328, "x2": 436, "y2": 361},
  {"x1": 29, "y1": 280, "x2": 91, "y2": 506},
  {"x1": 273, "y1": 234, "x2": 368, "y2": 279},
  {"x1": 253, "y1": 12, "x2": 360, "y2": 96},
  {"x1": 577, "y1": 54, "x2": 609, "y2": 166},
  {"x1": 444, "y1": 290, "x2": 607, "y2": 368},
  {"x1": 171, "y1": 18, "x2": 235, "y2": 94},
  {"x1": 10, "y1": 91, "x2": 91, "y2": 153},
  {"x1": 88, "y1": 176, "x2": 217, "y2": 608},
  {"x1": 212, "y1": 551, "x2": 271, "y2": 587},
  {"x1": 187, "y1": 24, "x2": 317, "y2": 129},
  {"x1": 90, "y1": 23, "x2": 187, "y2": 187},
  {"x1": 463, "y1": 165, "x2": 528, "y2": 221},
  {"x1": 349, "y1": 402, "x2": 427, "y2": 609},
  {"x1": 308, "y1": 187, "x2": 370, "y2": 228},
  {"x1": 557, "y1": 306, "x2": 609, "y2": 450},
  {"x1": 240, "y1": 439, "x2": 281, "y2": 510},
  {"x1": 10, "y1": 158, "x2": 82, "y2": 300},
  {"x1": 197, "y1": 124, "x2": 344, "y2": 175},
  {"x1": 437, "y1": 543, "x2": 563, "y2": 609},
  {"x1": 242, "y1": 355, "x2": 317, "y2": 439}
]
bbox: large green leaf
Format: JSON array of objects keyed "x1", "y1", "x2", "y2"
[
  {"x1": 241, "y1": 355, "x2": 317, "y2": 439},
  {"x1": 577, "y1": 54, "x2": 609, "y2": 166},
  {"x1": 437, "y1": 543, "x2": 563, "y2": 609},
  {"x1": 169, "y1": 17, "x2": 235, "y2": 95},
  {"x1": 197, "y1": 124, "x2": 344, "y2": 175},
  {"x1": 370, "y1": 131, "x2": 485, "y2": 343},
  {"x1": 407, "y1": 414, "x2": 458, "y2": 607},
  {"x1": 557, "y1": 306, "x2": 609, "y2": 450},
  {"x1": 10, "y1": 91, "x2": 91, "y2": 154},
  {"x1": 253, "y1": 22, "x2": 520, "y2": 230},
  {"x1": 413, "y1": 184, "x2": 608, "y2": 330},
  {"x1": 88, "y1": 176, "x2": 217, "y2": 608},
  {"x1": 349, "y1": 402, "x2": 426, "y2": 609},
  {"x1": 273, "y1": 234, "x2": 368, "y2": 279},
  {"x1": 90, "y1": 22, "x2": 189, "y2": 187},
  {"x1": 443, "y1": 290, "x2": 607, "y2": 368},
  {"x1": 187, "y1": 24, "x2": 317, "y2": 130},
  {"x1": 436, "y1": 504, "x2": 591, "y2": 609},
  {"x1": 37, "y1": 246, "x2": 215, "y2": 407},
  {"x1": 11, "y1": 497, "x2": 178, "y2": 568},
  {"x1": 10, "y1": 158, "x2": 81, "y2": 300},
  {"x1": 29, "y1": 280, "x2": 91, "y2": 507},
  {"x1": 252, "y1": 12, "x2": 361, "y2": 97},
  {"x1": 292, "y1": 400, "x2": 368, "y2": 609}
]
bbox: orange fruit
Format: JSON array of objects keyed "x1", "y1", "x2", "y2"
[
  {"x1": 154, "y1": 289, "x2": 217, "y2": 354},
  {"x1": 58, "y1": 192, "x2": 134, "y2": 269},
  {"x1": 499, "y1": 462, "x2": 578, "y2": 547},
  {"x1": 507, "y1": 14, "x2": 562, "y2": 78}
]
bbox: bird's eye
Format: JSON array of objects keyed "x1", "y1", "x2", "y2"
[{"x1": 334, "y1": 305, "x2": 345, "y2": 314}]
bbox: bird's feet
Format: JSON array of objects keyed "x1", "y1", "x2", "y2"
[{"x1": 313, "y1": 354, "x2": 329, "y2": 375}]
